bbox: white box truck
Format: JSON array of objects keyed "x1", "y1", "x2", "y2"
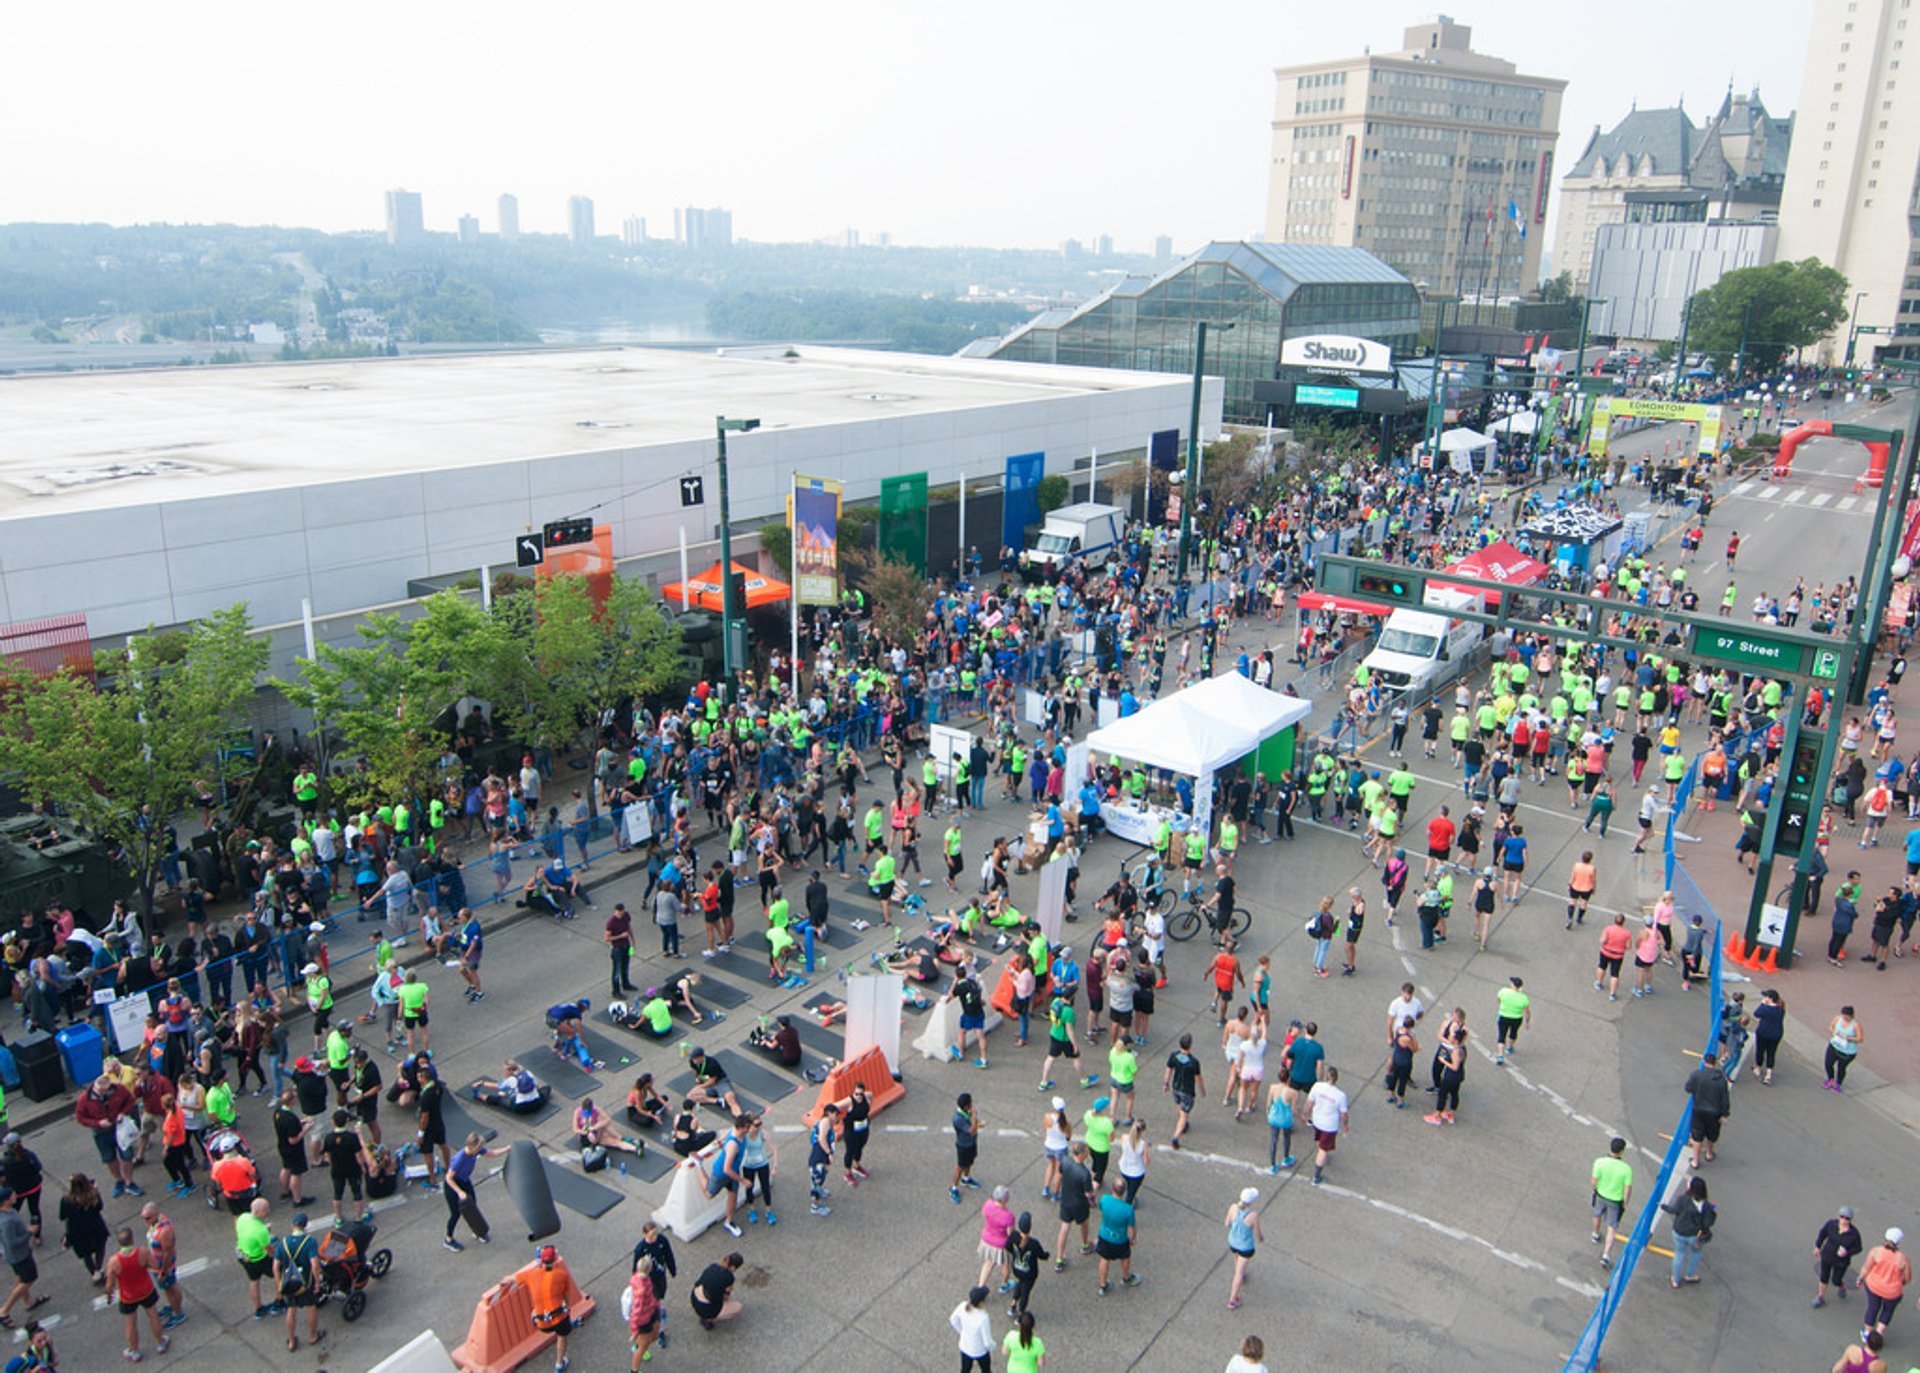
[
  {"x1": 1026, "y1": 502, "x2": 1124, "y2": 573},
  {"x1": 1360, "y1": 587, "x2": 1483, "y2": 697}
]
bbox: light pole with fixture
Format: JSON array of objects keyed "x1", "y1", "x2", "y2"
[
  {"x1": 1176, "y1": 320, "x2": 1233, "y2": 593},
  {"x1": 715, "y1": 414, "x2": 760, "y2": 701},
  {"x1": 1845, "y1": 291, "x2": 1870, "y2": 366}
]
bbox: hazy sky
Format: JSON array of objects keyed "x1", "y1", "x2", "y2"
[{"x1": 6, "y1": 0, "x2": 1814, "y2": 253}]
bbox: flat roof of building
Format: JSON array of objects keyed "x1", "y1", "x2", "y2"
[{"x1": 0, "y1": 345, "x2": 1177, "y2": 517}]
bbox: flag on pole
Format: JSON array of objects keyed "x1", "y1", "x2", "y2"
[{"x1": 1507, "y1": 198, "x2": 1527, "y2": 241}]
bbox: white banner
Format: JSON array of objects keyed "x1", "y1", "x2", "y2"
[
  {"x1": 928, "y1": 724, "x2": 971, "y2": 784},
  {"x1": 1022, "y1": 689, "x2": 1049, "y2": 729},
  {"x1": 107, "y1": 993, "x2": 151, "y2": 1053},
  {"x1": 1279, "y1": 333, "x2": 1393, "y2": 375},
  {"x1": 1035, "y1": 852, "x2": 1070, "y2": 945},
  {"x1": 623, "y1": 801, "x2": 654, "y2": 847},
  {"x1": 844, "y1": 973, "x2": 904, "y2": 1075}
]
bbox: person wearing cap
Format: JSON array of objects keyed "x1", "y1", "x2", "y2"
[
  {"x1": 302, "y1": 962, "x2": 334, "y2": 1055},
  {"x1": 270, "y1": 1209, "x2": 323, "y2": 1352},
  {"x1": 1815, "y1": 1206, "x2": 1865, "y2": 1307},
  {"x1": 519, "y1": 1244, "x2": 577, "y2": 1370},
  {"x1": 1224, "y1": 1185, "x2": 1264, "y2": 1310},
  {"x1": 950, "y1": 1283, "x2": 994, "y2": 1372},
  {"x1": 1859, "y1": 1227, "x2": 1911, "y2": 1343}
]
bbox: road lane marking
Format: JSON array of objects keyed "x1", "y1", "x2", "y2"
[
  {"x1": 1785, "y1": 489, "x2": 1807, "y2": 504},
  {"x1": 1811, "y1": 492, "x2": 1834, "y2": 508},
  {"x1": 1841, "y1": 496, "x2": 1861, "y2": 512},
  {"x1": 1758, "y1": 485, "x2": 1780, "y2": 500}
]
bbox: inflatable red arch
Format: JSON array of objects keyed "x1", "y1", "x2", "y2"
[{"x1": 1771, "y1": 419, "x2": 1890, "y2": 486}]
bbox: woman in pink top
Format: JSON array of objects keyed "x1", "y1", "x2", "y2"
[
  {"x1": 977, "y1": 1184, "x2": 1017, "y2": 1289},
  {"x1": 1631, "y1": 921, "x2": 1663, "y2": 998},
  {"x1": 1652, "y1": 893, "x2": 1677, "y2": 961},
  {"x1": 1595, "y1": 915, "x2": 1632, "y2": 1001}
]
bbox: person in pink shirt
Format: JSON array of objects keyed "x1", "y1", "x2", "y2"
[
  {"x1": 1594, "y1": 914, "x2": 1632, "y2": 1002},
  {"x1": 977, "y1": 1184, "x2": 1017, "y2": 1291},
  {"x1": 1631, "y1": 921, "x2": 1663, "y2": 998}
]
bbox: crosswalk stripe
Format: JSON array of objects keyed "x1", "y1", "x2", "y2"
[
  {"x1": 1840, "y1": 496, "x2": 1861, "y2": 512},
  {"x1": 1785, "y1": 488, "x2": 1807, "y2": 504},
  {"x1": 1811, "y1": 492, "x2": 1833, "y2": 507},
  {"x1": 1731, "y1": 481, "x2": 1754, "y2": 498},
  {"x1": 1758, "y1": 485, "x2": 1781, "y2": 500}
]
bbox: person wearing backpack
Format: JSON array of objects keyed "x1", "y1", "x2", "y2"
[{"x1": 270, "y1": 1210, "x2": 323, "y2": 1352}]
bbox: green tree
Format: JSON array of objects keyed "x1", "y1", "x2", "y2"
[
  {"x1": 1686, "y1": 258, "x2": 1850, "y2": 374},
  {"x1": 758, "y1": 520, "x2": 793, "y2": 574},
  {"x1": 0, "y1": 605, "x2": 268, "y2": 930},
  {"x1": 847, "y1": 551, "x2": 929, "y2": 648},
  {"x1": 1036, "y1": 474, "x2": 1070, "y2": 515}
]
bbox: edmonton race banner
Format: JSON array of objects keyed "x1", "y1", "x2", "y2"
[{"x1": 793, "y1": 474, "x2": 841, "y2": 605}]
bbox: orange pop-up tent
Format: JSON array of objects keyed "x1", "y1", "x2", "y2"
[{"x1": 660, "y1": 560, "x2": 792, "y2": 613}]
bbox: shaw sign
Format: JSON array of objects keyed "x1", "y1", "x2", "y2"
[{"x1": 1280, "y1": 333, "x2": 1393, "y2": 376}]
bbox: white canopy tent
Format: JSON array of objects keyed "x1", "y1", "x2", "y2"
[
  {"x1": 1085, "y1": 674, "x2": 1313, "y2": 839},
  {"x1": 1489, "y1": 410, "x2": 1538, "y2": 437}
]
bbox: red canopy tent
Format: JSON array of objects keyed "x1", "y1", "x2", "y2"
[
  {"x1": 1432, "y1": 540, "x2": 1548, "y2": 606},
  {"x1": 1297, "y1": 590, "x2": 1391, "y2": 617},
  {"x1": 660, "y1": 561, "x2": 792, "y2": 613}
]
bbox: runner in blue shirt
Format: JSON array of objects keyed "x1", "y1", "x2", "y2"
[{"x1": 1500, "y1": 823, "x2": 1528, "y2": 904}]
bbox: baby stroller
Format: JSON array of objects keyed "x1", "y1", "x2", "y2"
[{"x1": 314, "y1": 1217, "x2": 393, "y2": 1322}]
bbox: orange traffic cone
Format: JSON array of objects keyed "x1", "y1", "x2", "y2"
[
  {"x1": 1725, "y1": 932, "x2": 1748, "y2": 965},
  {"x1": 1754, "y1": 945, "x2": 1779, "y2": 974}
]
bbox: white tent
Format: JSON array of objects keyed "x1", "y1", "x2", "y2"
[
  {"x1": 1436, "y1": 426, "x2": 1494, "y2": 452},
  {"x1": 1489, "y1": 410, "x2": 1538, "y2": 436},
  {"x1": 1086, "y1": 674, "x2": 1313, "y2": 836}
]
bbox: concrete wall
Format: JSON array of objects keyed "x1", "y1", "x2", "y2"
[{"x1": 0, "y1": 378, "x2": 1209, "y2": 639}]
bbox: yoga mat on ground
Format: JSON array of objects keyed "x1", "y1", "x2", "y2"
[
  {"x1": 438, "y1": 1094, "x2": 499, "y2": 1145},
  {"x1": 665, "y1": 1065, "x2": 765, "y2": 1118},
  {"x1": 543, "y1": 1157, "x2": 625, "y2": 1220},
  {"x1": 518, "y1": 1046, "x2": 600, "y2": 1098},
  {"x1": 459, "y1": 1080, "x2": 559, "y2": 1127},
  {"x1": 791, "y1": 1016, "x2": 843, "y2": 1059},
  {"x1": 714, "y1": 1050, "x2": 802, "y2": 1105},
  {"x1": 622, "y1": 1142, "x2": 679, "y2": 1183}
]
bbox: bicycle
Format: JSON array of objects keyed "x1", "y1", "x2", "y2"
[{"x1": 1166, "y1": 893, "x2": 1250, "y2": 944}]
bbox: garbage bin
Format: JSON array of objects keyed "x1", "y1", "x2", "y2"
[
  {"x1": 55, "y1": 1023, "x2": 104, "y2": 1092},
  {"x1": 12, "y1": 1034, "x2": 64, "y2": 1103}
]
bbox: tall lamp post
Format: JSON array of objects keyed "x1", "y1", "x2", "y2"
[
  {"x1": 1845, "y1": 291, "x2": 1870, "y2": 367},
  {"x1": 715, "y1": 414, "x2": 760, "y2": 702},
  {"x1": 1567, "y1": 297, "x2": 1606, "y2": 449},
  {"x1": 1423, "y1": 299, "x2": 1452, "y2": 466},
  {"x1": 1177, "y1": 320, "x2": 1233, "y2": 591}
]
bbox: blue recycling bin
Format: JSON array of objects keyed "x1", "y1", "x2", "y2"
[{"x1": 55, "y1": 1023, "x2": 104, "y2": 1091}]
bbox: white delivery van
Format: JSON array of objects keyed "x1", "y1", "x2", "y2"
[
  {"x1": 1026, "y1": 502, "x2": 1124, "y2": 573},
  {"x1": 1360, "y1": 587, "x2": 1483, "y2": 697}
]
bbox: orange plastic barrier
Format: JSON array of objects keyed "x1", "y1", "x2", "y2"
[
  {"x1": 452, "y1": 1259, "x2": 597, "y2": 1373},
  {"x1": 989, "y1": 958, "x2": 1050, "y2": 1020},
  {"x1": 802, "y1": 1045, "x2": 904, "y2": 1125},
  {"x1": 1753, "y1": 945, "x2": 1780, "y2": 974}
]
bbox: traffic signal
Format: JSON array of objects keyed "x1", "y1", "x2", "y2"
[
  {"x1": 727, "y1": 572, "x2": 748, "y2": 616},
  {"x1": 543, "y1": 518, "x2": 594, "y2": 548},
  {"x1": 1775, "y1": 735, "x2": 1823, "y2": 858},
  {"x1": 1357, "y1": 572, "x2": 1414, "y2": 602}
]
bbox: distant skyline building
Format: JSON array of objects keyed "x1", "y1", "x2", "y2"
[
  {"x1": 1776, "y1": 0, "x2": 1920, "y2": 361},
  {"x1": 1153, "y1": 235, "x2": 1174, "y2": 263},
  {"x1": 674, "y1": 206, "x2": 733, "y2": 249},
  {"x1": 457, "y1": 213, "x2": 480, "y2": 244},
  {"x1": 384, "y1": 188, "x2": 424, "y2": 245},
  {"x1": 1553, "y1": 89, "x2": 1793, "y2": 294},
  {"x1": 1094, "y1": 234, "x2": 1114, "y2": 258},
  {"x1": 568, "y1": 195, "x2": 595, "y2": 247},
  {"x1": 871, "y1": 231, "x2": 892, "y2": 248},
  {"x1": 1263, "y1": 15, "x2": 1565, "y2": 297},
  {"x1": 622, "y1": 215, "x2": 646, "y2": 247},
  {"x1": 497, "y1": 193, "x2": 520, "y2": 242},
  {"x1": 1060, "y1": 238, "x2": 1084, "y2": 259}
]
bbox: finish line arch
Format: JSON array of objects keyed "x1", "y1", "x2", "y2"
[{"x1": 1770, "y1": 418, "x2": 1890, "y2": 487}]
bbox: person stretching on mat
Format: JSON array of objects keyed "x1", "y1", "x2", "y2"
[
  {"x1": 671, "y1": 1099, "x2": 716, "y2": 1157},
  {"x1": 471, "y1": 1059, "x2": 550, "y2": 1114},
  {"x1": 685, "y1": 1048, "x2": 742, "y2": 1116},
  {"x1": 573, "y1": 1098, "x2": 642, "y2": 1154},
  {"x1": 626, "y1": 1074, "x2": 668, "y2": 1130},
  {"x1": 547, "y1": 1001, "x2": 604, "y2": 1072},
  {"x1": 748, "y1": 1016, "x2": 803, "y2": 1068},
  {"x1": 873, "y1": 943, "x2": 941, "y2": 983}
]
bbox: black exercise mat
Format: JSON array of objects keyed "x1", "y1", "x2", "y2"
[
  {"x1": 438, "y1": 1095, "x2": 498, "y2": 1146},
  {"x1": 666, "y1": 1069, "x2": 763, "y2": 1118},
  {"x1": 791, "y1": 1016, "x2": 842, "y2": 1059},
  {"x1": 687, "y1": 947, "x2": 764, "y2": 980},
  {"x1": 542, "y1": 1157, "x2": 625, "y2": 1219},
  {"x1": 684, "y1": 972, "x2": 754, "y2": 1008},
  {"x1": 518, "y1": 1045, "x2": 601, "y2": 1098},
  {"x1": 622, "y1": 1142, "x2": 679, "y2": 1183},
  {"x1": 715, "y1": 1050, "x2": 802, "y2": 1105},
  {"x1": 582, "y1": 1027, "x2": 637, "y2": 1070},
  {"x1": 460, "y1": 1079, "x2": 560, "y2": 1127}
]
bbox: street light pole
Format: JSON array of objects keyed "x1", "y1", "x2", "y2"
[
  {"x1": 1424, "y1": 299, "x2": 1451, "y2": 465},
  {"x1": 1672, "y1": 296, "x2": 1694, "y2": 397},
  {"x1": 1177, "y1": 320, "x2": 1232, "y2": 590},
  {"x1": 1846, "y1": 291, "x2": 1869, "y2": 367},
  {"x1": 715, "y1": 414, "x2": 761, "y2": 702}
]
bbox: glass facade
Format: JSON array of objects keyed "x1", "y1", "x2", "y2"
[{"x1": 991, "y1": 243, "x2": 1421, "y2": 424}]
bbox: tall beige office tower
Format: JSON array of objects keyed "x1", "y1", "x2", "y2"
[
  {"x1": 1264, "y1": 15, "x2": 1565, "y2": 297},
  {"x1": 1776, "y1": 0, "x2": 1920, "y2": 362}
]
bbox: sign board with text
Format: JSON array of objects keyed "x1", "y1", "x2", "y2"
[
  {"x1": 1295, "y1": 384, "x2": 1360, "y2": 410},
  {"x1": 1690, "y1": 625, "x2": 1810, "y2": 675},
  {"x1": 1280, "y1": 334, "x2": 1392, "y2": 376}
]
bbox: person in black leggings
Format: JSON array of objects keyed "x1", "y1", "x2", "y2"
[
  {"x1": 1005, "y1": 1211, "x2": 1047, "y2": 1319},
  {"x1": 841, "y1": 1085, "x2": 872, "y2": 1184},
  {"x1": 1384, "y1": 1018, "x2": 1418, "y2": 1107}
]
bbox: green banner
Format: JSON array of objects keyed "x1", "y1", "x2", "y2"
[{"x1": 879, "y1": 472, "x2": 929, "y2": 575}]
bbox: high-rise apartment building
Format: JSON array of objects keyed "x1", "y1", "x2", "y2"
[
  {"x1": 385, "y1": 189, "x2": 424, "y2": 245},
  {"x1": 674, "y1": 207, "x2": 734, "y2": 249},
  {"x1": 1553, "y1": 91, "x2": 1792, "y2": 294},
  {"x1": 1153, "y1": 235, "x2": 1175, "y2": 263},
  {"x1": 457, "y1": 214, "x2": 481, "y2": 244},
  {"x1": 1263, "y1": 16, "x2": 1565, "y2": 296},
  {"x1": 498, "y1": 194, "x2": 520, "y2": 242},
  {"x1": 622, "y1": 216, "x2": 647, "y2": 247},
  {"x1": 568, "y1": 196, "x2": 596, "y2": 248},
  {"x1": 1776, "y1": 0, "x2": 1920, "y2": 362}
]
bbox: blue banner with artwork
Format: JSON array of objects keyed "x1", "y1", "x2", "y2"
[{"x1": 1002, "y1": 452, "x2": 1044, "y2": 553}]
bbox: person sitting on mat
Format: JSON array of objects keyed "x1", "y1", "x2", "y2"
[
  {"x1": 747, "y1": 1015, "x2": 803, "y2": 1068},
  {"x1": 546, "y1": 1001, "x2": 604, "y2": 1072},
  {"x1": 364, "y1": 1143, "x2": 400, "y2": 1198},
  {"x1": 471, "y1": 1059, "x2": 551, "y2": 1114},
  {"x1": 626, "y1": 1074, "x2": 669, "y2": 1129},
  {"x1": 612, "y1": 992, "x2": 678, "y2": 1040},
  {"x1": 939, "y1": 899, "x2": 989, "y2": 943},
  {"x1": 518, "y1": 871, "x2": 572, "y2": 920},
  {"x1": 810, "y1": 999, "x2": 848, "y2": 1027},
  {"x1": 671, "y1": 1099, "x2": 716, "y2": 1157},
  {"x1": 872, "y1": 942, "x2": 941, "y2": 983},
  {"x1": 685, "y1": 1048, "x2": 742, "y2": 1115},
  {"x1": 982, "y1": 892, "x2": 1027, "y2": 929},
  {"x1": 572, "y1": 1097, "x2": 642, "y2": 1155}
]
